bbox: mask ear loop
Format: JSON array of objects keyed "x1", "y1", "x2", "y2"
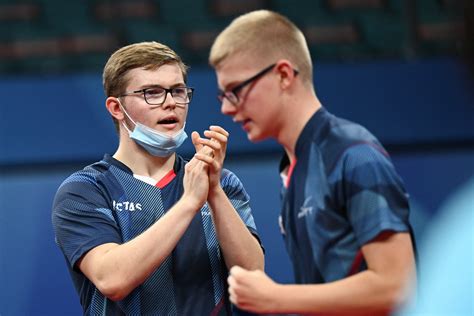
[
  {"x1": 117, "y1": 97, "x2": 188, "y2": 137},
  {"x1": 117, "y1": 98, "x2": 136, "y2": 134}
]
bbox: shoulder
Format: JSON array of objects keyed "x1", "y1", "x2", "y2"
[
  {"x1": 220, "y1": 168, "x2": 250, "y2": 199},
  {"x1": 220, "y1": 168, "x2": 242, "y2": 187},
  {"x1": 315, "y1": 112, "x2": 389, "y2": 174},
  {"x1": 328, "y1": 143, "x2": 395, "y2": 183},
  {"x1": 341, "y1": 143, "x2": 391, "y2": 167},
  {"x1": 60, "y1": 160, "x2": 109, "y2": 188},
  {"x1": 324, "y1": 115, "x2": 382, "y2": 152},
  {"x1": 54, "y1": 160, "x2": 111, "y2": 204}
]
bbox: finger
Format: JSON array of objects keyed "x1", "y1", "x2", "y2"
[
  {"x1": 191, "y1": 131, "x2": 203, "y2": 152},
  {"x1": 209, "y1": 125, "x2": 229, "y2": 138},
  {"x1": 185, "y1": 157, "x2": 197, "y2": 170},
  {"x1": 193, "y1": 133, "x2": 214, "y2": 157},
  {"x1": 228, "y1": 274, "x2": 238, "y2": 287},
  {"x1": 196, "y1": 137, "x2": 222, "y2": 152},
  {"x1": 229, "y1": 292, "x2": 237, "y2": 305},
  {"x1": 229, "y1": 265, "x2": 245, "y2": 278},
  {"x1": 228, "y1": 287, "x2": 238, "y2": 305},
  {"x1": 188, "y1": 156, "x2": 209, "y2": 173},
  {"x1": 194, "y1": 153, "x2": 214, "y2": 165},
  {"x1": 197, "y1": 144, "x2": 214, "y2": 158},
  {"x1": 204, "y1": 129, "x2": 228, "y2": 143},
  {"x1": 195, "y1": 154, "x2": 220, "y2": 175}
]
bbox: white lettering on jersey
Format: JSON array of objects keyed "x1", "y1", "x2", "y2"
[
  {"x1": 297, "y1": 197, "x2": 314, "y2": 219},
  {"x1": 278, "y1": 215, "x2": 286, "y2": 235},
  {"x1": 201, "y1": 210, "x2": 211, "y2": 216},
  {"x1": 112, "y1": 200, "x2": 142, "y2": 212}
]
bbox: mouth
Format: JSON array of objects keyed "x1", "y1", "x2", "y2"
[
  {"x1": 157, "y1": 116, "x2": 179, "y2": 129},
  {"x1": 236, "y1": 119, "x2": 251, "y2": 132}
]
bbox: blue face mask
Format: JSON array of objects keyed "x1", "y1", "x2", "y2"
[{"x1": 119, "y1": 102, "x2": 188, "y2": 157}]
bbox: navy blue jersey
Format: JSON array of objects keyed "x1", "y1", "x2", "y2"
[
  {"x1": 280, "y1": 108, "x2": 412, "y2": 284},
  {"x1": 52, "y1": 154, "x2": 260, "y2": 315}
]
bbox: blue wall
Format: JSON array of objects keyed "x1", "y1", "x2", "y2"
[
  {"x1": 1, "y1": 57, "x2": 473, "y2": 164},
  {"x1": 0, "y1": 58, "x2": 473, "y2": 315}
]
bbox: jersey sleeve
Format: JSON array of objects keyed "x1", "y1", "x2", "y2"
[
  {"x1": 220, "y1": 169, "x2": 261, "y2": 242},
  {"x1": 52, "y1": 171, "x2": 122, "y2": 270},
  {"x1": 340, "y1": 144, "x2": 411, "y2": 246}
]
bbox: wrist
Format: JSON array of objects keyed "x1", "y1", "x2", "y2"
[
  {"x1": 270, "y1": 283, "x2": 290, "y2": 313},
  {"x1": 208, "y1": 185, "x2": 224, "y2": 201},
  {"x1": 178, "y1": 193, "x2": 204, "y2": 213}
]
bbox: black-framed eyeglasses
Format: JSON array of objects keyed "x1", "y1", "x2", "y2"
[
  {"x1": 119, "y1": 86, "x2": 194, "y2": 106},
  {"x1": 217, "y1": 64, "x2": 276, "y2": 105},
  {"x1": 217, "y1": 64, "x2": 299, "y2": 105}
]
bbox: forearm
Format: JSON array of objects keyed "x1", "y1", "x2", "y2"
[
  {"x1": 81, "y1": 198, "x2": 198, "y2": 300},
  {"x1": 273, "y1": 270, "x2": 409, "y2": 315},
  {"x1": 208, "y1": 187, "x2": 264, "y2": 270}
]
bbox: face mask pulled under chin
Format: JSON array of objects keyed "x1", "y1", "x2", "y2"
[{"x1": 119, "y1": 101, "x2": 188, "y2": 157}]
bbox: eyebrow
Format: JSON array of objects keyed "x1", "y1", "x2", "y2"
[
  {"x1": 137, "y1": 83, "x2": 187, "y2": 90},
  {"x1": 219, "y1": 79, "x2": 242, "y2": 93}
]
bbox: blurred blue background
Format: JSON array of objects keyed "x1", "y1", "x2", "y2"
[{"x1": 0, "y1": 1, "x2": 473, "y2": 315}]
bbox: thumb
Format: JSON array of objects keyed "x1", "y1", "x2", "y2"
[{"x1": 191, "y1": 131, "x2": 202, "y2": 152}]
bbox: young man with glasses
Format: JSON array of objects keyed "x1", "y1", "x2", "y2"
[
  {"x1": 52, "y1": 41, "x2": 264, "y2": 315},
  {"x1": 210, "y1": 10, "x2": 416, "y2": 315}
]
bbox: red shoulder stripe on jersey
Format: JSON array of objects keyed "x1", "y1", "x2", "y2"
[
  {"x1": 348, "y1": 249, "x2": 364, "y2": 276},
  {"x1": 286, "y1": 158, "x2": 298, "y2": 188},
  {"x1": 156, "y1": 169, "x2": 176, "y2": 189},
  {"x1": 210, "y1": 296, "x2": 225, "y2": 316}
]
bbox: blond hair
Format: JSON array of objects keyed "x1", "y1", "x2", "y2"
[
  {"x1": 102, "y1": 41, "x2": 188, "y2": 130},
  {"x1": 209, "y1": 10, "x2": 313, "y2": 84}
]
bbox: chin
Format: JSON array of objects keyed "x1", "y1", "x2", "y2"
[{"x1": 247, "y1": 132, "x2": 266, "y2": 143}]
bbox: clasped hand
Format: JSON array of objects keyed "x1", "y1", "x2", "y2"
[
  {"x1": 182, "y1": 125, "x2": 229, "y2": 207},
  {"x1": 191, "y1": 125, "x2": 228, "y2": 192}
]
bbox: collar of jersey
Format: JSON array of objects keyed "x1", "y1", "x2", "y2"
[{"x1": 102, "y1": 153, "x2": 182, "y2": 177}]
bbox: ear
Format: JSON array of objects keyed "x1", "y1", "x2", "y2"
[
  {"x1": 275, "y1": 59, "x2": 298, "y2": 90},
  {"x1": 105, "y1": 97, "x2": 124, "y2": 121}
]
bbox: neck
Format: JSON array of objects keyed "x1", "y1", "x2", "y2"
[
  {"x1": 114, "y1": 131, "x2": 176, "y2": 180},
  {"x1": 278, "y1": 90, "x2": 322, "y2": 163}
]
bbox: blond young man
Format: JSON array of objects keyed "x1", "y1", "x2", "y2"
[
  {"x1": 52, "y1": 41, "x2": 264, "y2": 315},
  {"x1": 210, "y1": 10, "x2": 416, "y2": 315}
]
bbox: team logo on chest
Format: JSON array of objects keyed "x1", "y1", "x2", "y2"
[
  {"x1": 297, "y1": 197, "x2": 314, "y2": 219},
  {"x1": 112, "y1": 200, "x2": 143, "y2": 212}
]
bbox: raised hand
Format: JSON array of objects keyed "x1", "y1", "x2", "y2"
[
  {"x1": 191, "y1": 125, "x2": 229, "y2": 194},
  {"x1": 182, "y1": 155, "x2": 210, "y2": 211}
]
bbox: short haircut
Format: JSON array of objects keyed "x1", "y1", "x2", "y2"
[
  {"x1": 103, "y1": 41, "x2": 188, "y2": 131},
  {"x1": 209, "y1": 10, "x2": 313, "y2": 84}
]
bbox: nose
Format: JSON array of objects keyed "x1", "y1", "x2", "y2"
[
  {"x1": 220, "y1": 99, "x2": 237, "y2": 116},
  {"x1": 161, "y1": 91, "x2": 177, "y2": 109}
]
